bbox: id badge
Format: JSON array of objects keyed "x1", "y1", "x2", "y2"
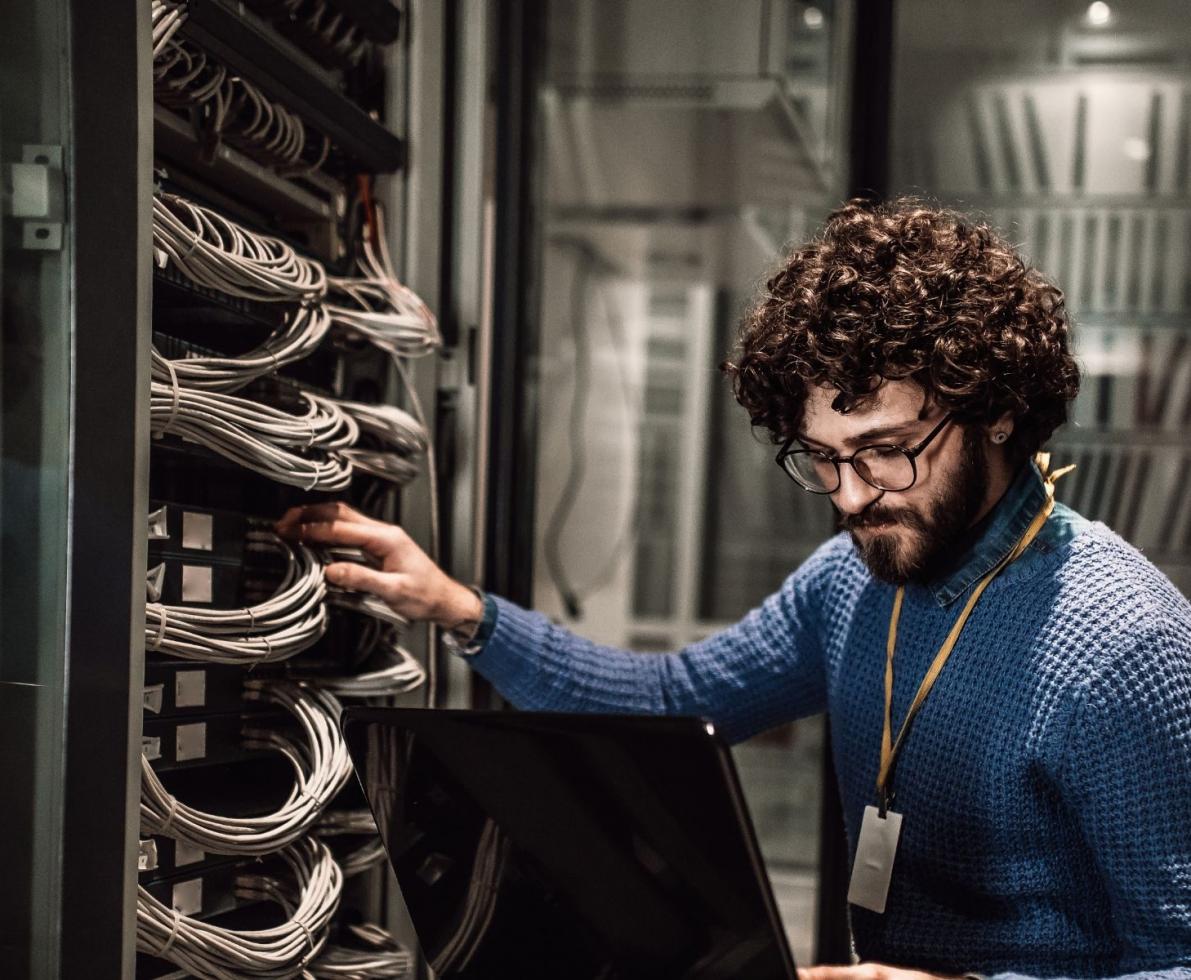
[{"x1": 847, "y1": 805, "x2": 903, "y2": 914}]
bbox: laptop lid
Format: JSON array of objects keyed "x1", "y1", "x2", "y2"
[{"x1": 341, "y1": 707, "x2": 797, "y2": 980}]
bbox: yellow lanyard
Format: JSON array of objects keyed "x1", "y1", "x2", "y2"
[{"x1": 876, "y1": 454, "x2": 1075, "y2": 813}]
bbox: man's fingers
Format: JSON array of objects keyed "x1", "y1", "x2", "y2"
[
  {"x1": 799, "y1": 968, "x2": 854, "y2": 980},
  {"x1": 324, "y1": 562, "x2": 401, "y2": 605},
  {"x1": 276, "y1": 501, "x2": 382, "y2": 536},
  {"x1": 297, "y1": 519, "x2": 395, "y2": 557}
]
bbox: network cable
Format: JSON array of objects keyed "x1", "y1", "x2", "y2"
[
  {"x1": 327, "y1": 203, "x2": 441, "y2": 357},
  {"x1": 150, "y1": 377, "x2": 357, "y2": 491},
  {"x1": 136, "y1": 835, "x2": 342, "y2": 979},
  {"x1": 295, "y1": 633, "x2": 426, "y2": 698},
  {"x1": 152, "y1": 1, "x2": 332, "y2": 175},
  {"x1": 151, "y1": 304, "x2": 331, "y2": 393},
  {"x1": 140, "y1": 680, "x2": 352, "y2": 855},
  {"x1": 154, "y1": 192, "x2": 327, "y2": 304},
  {"x1": 310, "y1": 923, "x2": 413, "y2": 979},
  {"x1": 145, "y1": 531, "x2": 326, "y2": 665}
]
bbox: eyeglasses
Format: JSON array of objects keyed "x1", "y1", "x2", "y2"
[{"x1": 775, "y1": 414, "x2": 953, "y2": 495}]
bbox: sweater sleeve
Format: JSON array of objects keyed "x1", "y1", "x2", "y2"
[
  {"x1": 993, "y1": 615, "x2": 1191, "y2": 980},
  {"x1": 467, "y1": 536, "x2": 846, "y2": 744}
]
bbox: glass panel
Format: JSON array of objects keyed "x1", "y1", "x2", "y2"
[
  {"x1": 0, "y1": 1, "x2": 73, "y2": 976},
  {"x1": 891, "y1": 0, "x2": 1191, "y2": 599},
  {"x1": 529, "y1": 1, "x2": 853, "y2": 962}
]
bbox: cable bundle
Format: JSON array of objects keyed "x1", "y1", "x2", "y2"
[
  {"x1": 297, "y1": 631, "x2": 426, "y2": 698},
  {"x1": 154, "y1": 193, "x2": 327, "y2": 304},
  {"x1": 310, "y1": 924, "x2": 414, "y2": 979},
  {"x1": 146, "y1": 532, "x2": 327, "y2": 665},
  {"x1": 150, "y1": 379, "x2": 356, "y2": 490},
  {"x1": 152, "y1": 304, "x2": 331, "y2": 393},
  {"x1": 336, "y1": 400, "x2": 427, "y2": 486},
  {"x1": 137, "y1": 836, "x2": 342, "y2": 979},
  {"x1": 141, "y1": 680, "x2": 352, "y2": 854},
  {"x1": 248, "y1": 0, "x2": 375, "y2": 70},
  {"x1": 338, "y1": 401, "x2": 427, "y2": 456},
  {"x1": 327, "y1": 208, "x2": 440, "y2": 357},
  {"x1": 151, "y1": 1, "x2": 331, "y2": 174},
  {"x1": 314, "y1": 811, "x2": 388, "y2": 880}
]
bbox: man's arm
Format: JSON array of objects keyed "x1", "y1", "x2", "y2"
[{"x1": 278, "y1": 501, "x2": 843, "y2": 744}]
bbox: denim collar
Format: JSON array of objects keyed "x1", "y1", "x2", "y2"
[{"x1": 927, "y1": 460, "x2": 1049, "y2": 608}]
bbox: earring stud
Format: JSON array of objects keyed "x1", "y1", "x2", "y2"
[{"x1": 992, "y1": 431, "x2": 1009, "y2": 444}]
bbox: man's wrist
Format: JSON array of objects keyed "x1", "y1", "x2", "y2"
[{"x1": 435, "y1": 581, "x2": 485, "y2": 636}]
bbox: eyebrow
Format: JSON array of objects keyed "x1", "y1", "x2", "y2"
[{"x1": 796, "y1": 418, "x2": 925, "y2": 451}]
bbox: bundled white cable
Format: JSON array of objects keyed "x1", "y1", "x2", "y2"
[
  {"x1": 154, "y1": 192, "x2": 327, "y2": 303},
  {"x1": 297, "y1": 632, "x2": 426, "y2": 698},
  {"x1": 337, "y1": 449, "x2": 418, "y2": 486},
  {"x1": 141, "y1": 681, "x2": 352, "y2": 855},
  {"x1": 136, "y1": 836, "x2": 342, "y2": 979},
  {"x1": 315, "y1": 809, "x2": 377, "y2": 836},
  {"x1": 326, "y1": 207, "x2": 440, "y2": 357},
  {"x1": 152, "y1": 305, "x2": 331, "y2": 393},
  {"x1": 310, "y1": 923, "x2": 413, "y2": 979},
  {"x1": 338, "y1": 400, "x2": 427, "y2": 456},
  {"x1": 336, "y1": 839, "x2": 388, "y2": 879},
  {"x1": 145, "y1": 532, "x2": 326, "y2": 665},
  {"x1": 151, "y1": 0, "x2": 186, "y2": 58},
  {"x1": 150, "y1": 378, "x2": 356, "y2": 491}
]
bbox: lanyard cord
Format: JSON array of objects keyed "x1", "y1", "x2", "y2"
[{"x1": 876, "y1": 454, "x2": 1075, "y2": 815}]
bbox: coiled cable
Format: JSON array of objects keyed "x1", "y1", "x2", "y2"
[
  {"x1": 140, "y1": 681, "x2": 352, "y2": 855},
  {"x1": 136, "y1": 835, "x2": 342, "y2": 979},
  {"x1": 145, "y1": 532, "x2": 327, "y2": 665}
]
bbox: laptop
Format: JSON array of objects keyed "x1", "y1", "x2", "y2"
[{"x1": 341, "y1": 707, "x2": 799, "y2": 979}]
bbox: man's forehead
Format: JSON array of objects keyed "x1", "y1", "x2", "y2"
[{"x1": 801, "y1": 381, "x2": 929, "y2": 437}]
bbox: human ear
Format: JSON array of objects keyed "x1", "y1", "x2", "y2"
[{"x1": 986, "y1": 411, "x2": 1015, "y2": 445}]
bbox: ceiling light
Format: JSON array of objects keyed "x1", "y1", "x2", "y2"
[
  {"x1": 803, "y1": 6, "x2": 825, "y2": 30},
  {"x1": 1086, "y1": 1, "x2": 1112, "y2": 27}
]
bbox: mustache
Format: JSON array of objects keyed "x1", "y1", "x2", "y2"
[{"x1": 839, "y1": 505, "x2": 930, "y2": 533}]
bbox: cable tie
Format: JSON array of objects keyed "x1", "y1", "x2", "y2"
[
  {"x1": 182, "y1": 229, "x2": 203, "y2": 259},
  {"x1": 161, "y1": 358, "x2": 182, "y2": 435},
  {"x1": 296, "y1": 917, "x2": 316, "y2": 959},
  {"x1": 158, "y1": 794, "x2": 179, "y2": 836},
  {"x1": 157, "y1": 908, "x2": 183, "y2": 958},
  {"x1": 148, "y1": 605, "x2": 168, "y2": 650}
]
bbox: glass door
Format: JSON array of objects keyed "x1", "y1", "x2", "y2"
[
  {"x1": 891, "y1": 0, "x2": 1191, "y2": 599},
  {"x1": 523, "y1": 0, "x2": 854, "y2": 961},
  {"x1": 0, "y1": 1, "x2": 74, "y2": 975}
]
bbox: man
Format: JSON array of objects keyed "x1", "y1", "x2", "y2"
[{"x1": 279, "y1": 199, "x2": 1191, "y2": 979}]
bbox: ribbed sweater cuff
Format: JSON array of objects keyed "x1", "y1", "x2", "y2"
[{"x1": 468, "y1": 595, "x2": 553, "y2": 707}]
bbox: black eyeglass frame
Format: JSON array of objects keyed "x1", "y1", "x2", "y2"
[{"x1": 775, "y1": 414, "x2": 954, "y2": 495}]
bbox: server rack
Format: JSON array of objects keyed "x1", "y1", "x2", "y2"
[{"x1": 2, "y1": 1, "x2": 504, "y2": 976}]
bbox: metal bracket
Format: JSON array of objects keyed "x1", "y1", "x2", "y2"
[{"x1": 3, "y1": 144, "x2": 64, "y2": 250}]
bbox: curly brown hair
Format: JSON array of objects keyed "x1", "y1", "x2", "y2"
[{"x1": 724, "y1": 197, "x2": 1080, "y2": 459}]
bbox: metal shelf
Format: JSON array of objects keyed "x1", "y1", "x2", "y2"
[{"x1": 179, "y1": 0, "x2": 405, "y2": 174}]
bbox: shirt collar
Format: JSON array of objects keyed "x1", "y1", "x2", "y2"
[{"x1": 927, "y1": 460, "x2": 1049, "y2": 607}]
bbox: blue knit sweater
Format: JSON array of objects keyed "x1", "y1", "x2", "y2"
[{"x1": 470, "y1": 463, "x2": 1191, "y2": 979}]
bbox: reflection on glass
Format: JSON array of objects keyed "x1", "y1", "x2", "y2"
[
  {"x1": 891, "y1": 0, "x2": 1191, "y2": 598},
  {"x1": 529, "y1": 1, "x2": 853, "y2": 962},
  {"x1": 0, "y1": 0, "x2": 73, "y2": 976}
]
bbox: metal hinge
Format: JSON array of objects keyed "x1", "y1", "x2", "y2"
[{"x1": 3, "y1": 144, "x2": 64, "y2": 250}]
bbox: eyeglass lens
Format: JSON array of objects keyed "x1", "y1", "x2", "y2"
[{"x1": 783, "y1": 445, "x2": 916, "y2": 492}]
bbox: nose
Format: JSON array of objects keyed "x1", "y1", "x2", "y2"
[{"x1": 832, "y1": 462, "x2": 884, "y2": 516}]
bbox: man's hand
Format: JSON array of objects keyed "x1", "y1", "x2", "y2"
[
  {"x1": 798, "y1": 965, "x2": 958, "y2": 980},
  {"x1": 275, "y1": 502, "x2": 483, "y2": 630}
]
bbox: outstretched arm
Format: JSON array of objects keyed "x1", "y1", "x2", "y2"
[{"x1": 278, "y1": 501, "x2": 841, "y2": 743}]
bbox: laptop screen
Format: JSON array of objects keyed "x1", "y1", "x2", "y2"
[{"x1": 342, "y1": 708, "x2": 796, "y2": 980}]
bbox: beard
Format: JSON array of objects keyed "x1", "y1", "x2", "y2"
[{"x1": 840, "y1": 426, "x2": 990, "y2": 585}]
